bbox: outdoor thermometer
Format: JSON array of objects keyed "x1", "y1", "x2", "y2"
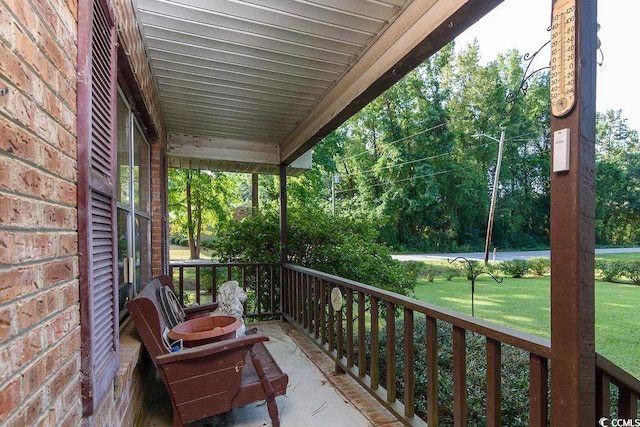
[{"x1": 550, "y1": 0, "x2": 576, "y2": 117}]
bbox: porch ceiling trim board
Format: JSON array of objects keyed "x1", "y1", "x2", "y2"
[
  {"x1": 280, "y1": 0, "x2": 504, "y2": 164},
  {"x1": 168, "y1": 133, "x2": 279, "y2": 164}
]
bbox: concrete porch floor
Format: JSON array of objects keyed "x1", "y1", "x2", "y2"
[{"x1": 145, "y1": 322, "x2": 403, "y2": 427}]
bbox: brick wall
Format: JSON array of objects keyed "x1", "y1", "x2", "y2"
[{"x1": 0, "y1": 0, "x2": 83, "y2": 426}]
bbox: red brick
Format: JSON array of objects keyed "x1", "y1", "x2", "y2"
[
  {"x1": 0, "y1": 42, "x2": 32, "y2": 94},
  {"x1": 0, "y1": 304, "x2": 15, "y2": 341},
  {"x1": 41, "y1": 204, "x2": 75, "y2": 229},
  {"x1": 0, "y1": 156, "x2": 15, "y2": 190},
  {"x1": 42, "y1": 259, "x2": 74, "y2": 285},
  {"x1": 57, "y1": 233, "x2": 77, "y2": 256},
  {"x1": 15, "y1": 389, "x2": 45, "y2": 427},
  {"x1": 0, "y1": 120, "x2": 39, "y2": 164},
  {"x1": 0, "y1": 376, "x2": 21, "y2": 420},
  {"x1": 54, "y1": 177, "x2": 76, "y2": 205},
  {"x1": 21, "y1": 357, "x2": 46, "y2": 397},
  {"x1": 0, "y1": 230, "x2": 14, "y2": 264},
  {"x1": 0, "y1": 266, "x2": 38, "y2": 304},
  {"x1": 0, "y1": 194, "x2": 40, "y2": 227},
  {"x1": 61, "y1": 281, "x2": 79, "y2": 306},
  {"x1": 10, "y1": 232, "x2": 54, "y2": 263},
  {"x1": 0, "y1": 5, "x2": 13, "y2": 43},
  {"x1": 50, "y1": 356, "x2": 79, "y2": 402},
  {"x1": 8, "y1": 0, "x2": 37, "y2": 31},
  {"x1": 18, "y1": 328, "x2": 45, "y2": 367},
  {"x1": 17, "y1": 294, "x2": 47, "y2": 330},
  {"x1": 46, "y1": 308, "x2": 77, "y2": 344},
  {"x1": 16, "y1": 163, "x2": 49, "y2": 199}
]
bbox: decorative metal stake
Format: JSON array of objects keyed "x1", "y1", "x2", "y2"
[{"x1": 448, "y1": 256, "x2": 503, "y2": 317}]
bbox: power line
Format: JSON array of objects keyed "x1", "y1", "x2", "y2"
[
  {"x1": 335, "y1": 170, "x2": 454, "y2": 194},
  {"x1": 336, "y1": 123, "x2": 446, "y2": 164},
  {"x1": 338, "y1": 140, "x2": 496, "y2": 179}
]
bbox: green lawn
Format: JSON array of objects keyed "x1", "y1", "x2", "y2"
[{"x1": 411, "y1": 273, "x2": 640, "y2": 379}]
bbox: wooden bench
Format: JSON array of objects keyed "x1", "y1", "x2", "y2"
[{"x1": 127, "y1": 277, "x2": 289, "y2": 426}]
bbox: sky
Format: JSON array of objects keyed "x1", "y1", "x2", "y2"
[{"x1": 454, "y1": 0, "x2": 640, "y2": 132}]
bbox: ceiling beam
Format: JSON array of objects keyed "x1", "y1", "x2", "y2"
[
  {"x1": 168, "y1": 132, "x2": 279, "y2": 165},
  {"x1": 280, "y1": 0, "x2": 503, "y2": 164}
]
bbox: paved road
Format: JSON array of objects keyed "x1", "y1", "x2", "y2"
[{"x1": 392, "y1": 247, "x2": 640, "y2": 262}]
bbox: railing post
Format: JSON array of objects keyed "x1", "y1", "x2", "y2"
[
  {"x1": 370, "y1": 296, "x2": 379, "y2": 389},
  {"x1": 346, "y1": 288, "x2": 354, "y2": 368},
  {"x1": 453, "y1": 325, "x2": 467, "y2": 427},
  {"x1": 403, "y1": 308, "x2": 415, "y2": 418},
  {"x1": 486, "y1": 338, "x2": 502, "y2": 426},
  {"x1": 358, "y1": 292, "x2": 366, "y2": 377},
  {"x1": 549, "y1": 0, "x2": 597, "y2": 424},
  {"x1": 426, "y1": 316, "x2": 438, "y2": 427},
  {"x1": 386, "y1": 301, "x2": 396, "y2": 403},
  {"x1": 529, "y1": 353, "x2": 549, "y2": 426}
]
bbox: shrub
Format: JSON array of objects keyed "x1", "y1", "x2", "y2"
[
  {"x1": 621, "y1": 260, "x2": 640, "y2": 285},
  {"x1": 210, "y1": 206, "x2": 416, "y2": 296},
  {"x1": 500, "y1": 259, "x2": 531, "y2": 278},
  {"x1": 357, "y1": 317, "x2": 531, "y2": 425},
  {"x1": 595, "y1": 259, "x2": 625, "y2": 282},
  {"x1": 529, "y1": 258, "x2": 550, "y2": 276}
]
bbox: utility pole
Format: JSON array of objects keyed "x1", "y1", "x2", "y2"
[
  {"x1": 474, "y1": 131, "x2": 505, "y2": 265},
  {"x1": 331, "y1": 173, "x2": 339, "y2": 214}
]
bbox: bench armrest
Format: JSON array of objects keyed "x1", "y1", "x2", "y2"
[
  {"x1": 156, "y1": 333, "x2": 269, "y2": 365},
  {"x1": 184, "y1": 301, "x2": 218, "y2": 316}
]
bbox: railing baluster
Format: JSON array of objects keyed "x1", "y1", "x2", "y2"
[
  {"x1": 328, "y1": 283, "x2": 335, "y2": 351},
  {"x1": 270, "y1": 265, "x2": 275, "y2": 314},
  {"x1": 426, "y1": 316, "x2": 438, "y2": 427},
  {"x1": 386, "y1": 301, "x2": 396, "y2": 403},
  {"x1": 306, "y1": 274, "x2": 312, "y2": 331},
  {"x1": 596, "y1": 371, "x2": 611, "y2": 420},
  {"x1": 403, "y1": 308, "x2": 415, "y2": 418},
  {"x1": 529, "y1": 353, "x2": 549, "y2": 427},
  {"x1": 453, "y1": 325, "x2": 467, "y2": 427},
  {"x1": 618, "y1": 387, "x2": 639, "y2": 419},
  {"x1": 370, "y1": 296, "x2": 379, "y2": 389},
  {"x1": 346, "y1": 288, "x2": 354, "y2": 368},
  {"x1": 486, "y1": 338, "x2": 502, "y2": 426},
  {"x1": 178, "y1": 267, "x2": 184, "y2": 306},
  {"x1": 336, "y1": 293, "x2": 344, "y2": 368},
  {"x1": 358, "y1": 291, "x2": 366, "y2": 377},
  {"x1": 211, "y1": 266, "x2": 217, "y2": 301},
  {"x1": 195, "y1": 265, "x2": 201, "y2": 304},
  {"x1": 256, "y1": 265, "x2": 262, "y2": 314},
  {"x1": 320, "y1": 281, "x2": 327, "y2": 345},
  {"x1": 314, "y1": 277, "x2": 321, "y2": 339}
]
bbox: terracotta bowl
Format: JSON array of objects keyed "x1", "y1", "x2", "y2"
[{"x1": 169, "y1": 315, "x2": 242, "y2": 347}]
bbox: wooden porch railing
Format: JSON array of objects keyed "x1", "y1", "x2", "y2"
[
  {"x1": 168, "y1": 261, "x2": 281, "y2": 319},
  {"x1": 168, "y1": 261, "x2": 639, "y2": 425}
]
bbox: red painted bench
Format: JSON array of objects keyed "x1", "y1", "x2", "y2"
[{"x1": 127, "y1": 277, "x2": 288, "y2": 426}]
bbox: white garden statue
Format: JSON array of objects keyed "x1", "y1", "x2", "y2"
[{"x1": 211, "y1": 280, "x2": 247, "y2": 337}]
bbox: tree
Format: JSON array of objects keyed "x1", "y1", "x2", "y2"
[
  {"x1": 210, "y1": 205, "x2": 416, "y2": 296},
  {"x1": 168, "y1": 169, "x2": 240, "y2": 259},
  {"x1": 595, "y1": 110, "x2": 640, "y2": 245}
]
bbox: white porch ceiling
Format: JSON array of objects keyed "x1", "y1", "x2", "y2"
[{"x1": 132, "y1": 0, "x2": 501, "y2": 175}]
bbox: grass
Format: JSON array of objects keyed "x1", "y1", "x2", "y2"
[
  {"x1": 169, "y1": 244, "x2": 214, "y2": 260},
  {"x1": 410, "y1": 272, "x2": 640, "y2": 379}
]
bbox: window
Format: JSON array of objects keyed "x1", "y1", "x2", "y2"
[{"x1": 116, "y1": 91, "x2": 152, "y2": 317}]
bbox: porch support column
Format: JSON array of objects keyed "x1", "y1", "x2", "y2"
[
  {"x1": 279, "y1": 164, "x2": 288, "y2": 264},
  {"x1": 549, "y1": 0, "x2": 597, "y2": 425}
]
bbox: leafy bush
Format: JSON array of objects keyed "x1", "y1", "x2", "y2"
[
  {"x1": 210, "y1": 206, "x2": 416, "y2": 296},
  {"x1": 595, "y1": 259, "x2": 625, "y2": 282},
  {"x1": 357, "y1": 317, "x2": 531, "y2": 425},
  {"x1": 500, "y1": 259, "x2": 531, "y2": 278},
  {"x1": 621, "y1": 260, "x2": 640, "y2": 285},
  {"x1": 529, "y1": 258, "x2": 550, "y2": 276}
]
